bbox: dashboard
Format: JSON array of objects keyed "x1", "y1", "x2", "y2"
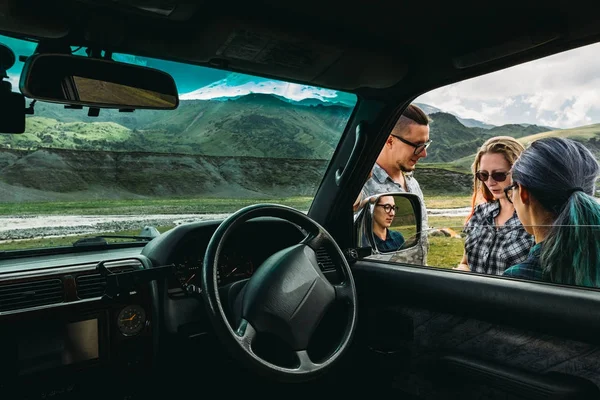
[
  {"x1": 144, "y1": 216, "x2": 329, "y2": 290},
  {"x1": 0, "y1": 216, "x2": 341, "y2": 399}
]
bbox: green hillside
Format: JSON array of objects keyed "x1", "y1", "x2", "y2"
[
  {"x1": 17, "y1": 94, "x2": 353, "y2": 159},
  {"x1": 9, "y1": 96, "x2": 598, "y2": 202},
  {"x1": 426, "y1": 112, "x2": 547, "y2": 163},
  {"x1": 0, "y1": 117, "x2": 133, "y2": 151},
  {"x1": 438, "y1": 122, "x2": 600, "y2": 174},
  {"x1": 139, "y1": 94, "x2": 351, "y2": 158},
  {"x1": 0, "y1": 148, "x2": 329, "y2": 201}
]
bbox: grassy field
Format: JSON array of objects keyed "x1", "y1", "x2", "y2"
[
  {"x1": 0, "y1": 197, "x2": 316, "y2": 216},
  {"x1": 424, "y1": 195, "x2": 471, "y2": 209},
  {"x1": 0, "y1": 195, "x2": 471, "y2": 255},
  {"x1": 428, "y1": 236, "x2": 465, "y2": 269},
  {"x1": 426, "y1": 215, "x2": 467, "y2": 269},
  {"x1": 0, "y1": 195, "x2": 470, "y2": 216},
  {"x1": 0, "y1": 226, "x2": 175, "y2": 251}
]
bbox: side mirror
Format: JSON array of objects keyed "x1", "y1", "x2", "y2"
[
  {"x1": 19, "y1": 53, "x2": 179, "y2": 110},
  {"x1": 354, "y1": 192, "x2": 423, "y2": 260}
]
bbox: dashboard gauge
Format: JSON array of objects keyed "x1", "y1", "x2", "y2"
[
  {"x1": 117, "y1": 305, "x2": 146, "y2": 336},
  {"x1": 218, "y1": 253, "x2": 255, "y2": 285},
  {"x1": 174, "y1": 257, "x2": 202, "y2": 288}
]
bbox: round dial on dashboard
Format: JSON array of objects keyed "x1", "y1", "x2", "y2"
[{"x1": 117, "y1": 305, "x2": 146, "y2": 336}]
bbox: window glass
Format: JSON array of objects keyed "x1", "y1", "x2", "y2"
[
  {"x1": 0, "y1": 34, "x2": 357, "y2": 253},
  {"x1": 360, "y1": 41, "x2": 600, "y2": 289}
]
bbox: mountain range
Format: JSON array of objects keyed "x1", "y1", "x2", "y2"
[
  {"x1": 2, "y1": 93, "x2": 599, "y2": 200},
  {"x1": 8, "y1": 95, "x2": 555, "y2": 163},
  {"x1": 10, "y1": 94, "x2": 353, "y2": 160}
]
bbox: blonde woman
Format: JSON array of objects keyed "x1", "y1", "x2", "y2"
[{"x1": 454, "y1": 136, "x2": 534, "y2": 275}]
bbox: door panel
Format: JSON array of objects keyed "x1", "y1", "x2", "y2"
[{"x1": 352, "y1": 262, "x2": 600, "y2": 399}]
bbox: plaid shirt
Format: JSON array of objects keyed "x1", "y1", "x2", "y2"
[
  {"x1": 464, "y1": 201, "x2": 534, "y2": 275},
  {"x1": 503, "y1": 242, "x2": 543, "y2": 281}
]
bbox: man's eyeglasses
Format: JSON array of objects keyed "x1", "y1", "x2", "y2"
[
  {"x1": 376, "y1": 204, "x2": 399, "y2": 213},
  {"x1": 475, "y1": 171, "x2": 510, "y2": 182},
  {"x1": 504, "y1": 183, "x2": 518, "y2": 203},
  {"x1": 391, "y1": 135, "x2": 432, "y2": 155}
]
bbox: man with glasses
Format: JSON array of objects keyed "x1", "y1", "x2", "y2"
[{"x1": 361, "y1": 104, "x2": 431, "y2": 264}]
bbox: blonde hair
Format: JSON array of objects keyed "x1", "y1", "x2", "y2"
[{"x1": 466, "y1": 136, "x2": 525, "y2": 221}]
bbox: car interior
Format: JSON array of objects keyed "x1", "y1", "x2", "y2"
[{"x1": 2, "y1": 1, "x2": 600, "y2": 399}]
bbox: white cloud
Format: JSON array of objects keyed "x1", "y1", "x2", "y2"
[
  {"x1": 7, "y1": 73, "x2": 19, "y2": 91},
  {"x1": 415, "y1": 41, "x2": 600, "y2": 128},
  {"x1": 181, "y1": 74, "x2": 341, "y2": 102}
]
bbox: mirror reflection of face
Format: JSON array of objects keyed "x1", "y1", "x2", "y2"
[{"x1": 374, "y1": 195, "x2": 396, "y2": 229}]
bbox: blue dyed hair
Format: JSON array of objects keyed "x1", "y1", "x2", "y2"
[{"x1": 511, "y1": 137, "x2": 600, "y2": 287}]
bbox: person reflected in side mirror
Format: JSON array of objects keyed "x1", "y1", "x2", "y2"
[
  {"x1": 361, "y1": 104, "x2": 430, "y2": 261},
  {"x1": 503, "y1": 137, "x2": 600, "y2": 287},
  {"x1": 454, "y1": 136, "x2": 534, "y2": 275},
  {"x1": 373, "y1": 195, "x2": 405, "y2": 252}
]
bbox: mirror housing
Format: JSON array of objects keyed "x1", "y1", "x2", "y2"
[
  {"x1": 0, "y1": 43, "x2": 25, "y2": 134},
  {"x1": 19, "y1": 53, "x2": 179, "y2": 110},
  {"x1": 0, "y1": 83, "x2": 25, "y2": 134},
  {"x1": 354, "y1": 192, "x2": 423, "y2": 263}
]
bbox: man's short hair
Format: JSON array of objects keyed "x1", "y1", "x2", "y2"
[{"x1": 392, "y1": 104, "x2": 429, "y2": 136}]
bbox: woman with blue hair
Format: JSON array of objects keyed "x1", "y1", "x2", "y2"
[{"x1": 503, "y1": 137, "x2": 600, "y2": 287}]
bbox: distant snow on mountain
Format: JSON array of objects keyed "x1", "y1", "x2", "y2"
[{"x1": 180, "y1": 73, "x2": 356, "y2": 106}]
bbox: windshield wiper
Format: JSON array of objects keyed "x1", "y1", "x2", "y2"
[
  {"x1": 72, "y1": 235, "x2": 155, "y2": 247},
  {"x1": 72, "y1": 225, "x2": 161, "y2": 246}
]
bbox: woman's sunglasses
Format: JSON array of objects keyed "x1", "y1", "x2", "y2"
[
  {"x1": 475, "y1": 171, "x2": 510, "y2": 182},
  {"x1": 504, "y1": 183, "x2": 518, "y2": 204}
]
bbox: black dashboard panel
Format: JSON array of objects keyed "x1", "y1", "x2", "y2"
[
  {"x1": 0, "y1": 217, "x2": 342, "y2": 398},
  {"x1": 0, "y1": 251, "x2": 155, "y2": 399},
  {"x1": 143, "y1": 217, "x2": 306, "y2": 266},
  {"x1": 142, "y1": 217, "x2": 307, "y2": 288},
  {"x1": 141, "y1": 217, "x2": 310, "y2": 337}
]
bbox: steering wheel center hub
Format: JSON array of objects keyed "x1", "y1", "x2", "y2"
[{"x1": 242, "y1": 244, "x2": 336, "y2": 350}]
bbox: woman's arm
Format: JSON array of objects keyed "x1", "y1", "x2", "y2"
[{"x1": 453, "y1": 250, "x2": 470, "y2": 271}]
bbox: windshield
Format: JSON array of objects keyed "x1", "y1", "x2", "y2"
[{"x1": 0, "y1": 34, "x2": 357, "y2": 252}]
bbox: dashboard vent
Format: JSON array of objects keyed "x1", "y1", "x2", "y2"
[
  {"x1": 316, "y1": 247, "x2": 336, "y2": 272},
  {"x1": 0, "y1": 279, "x2": 64, "y2": 312},
  {"x1": 76, "y1": 265, "x2": 137, "y2": 299}
]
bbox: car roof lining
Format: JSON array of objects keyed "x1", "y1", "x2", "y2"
[{"x1": 1, "y1": 1, "x2": 600, "y2": 101}]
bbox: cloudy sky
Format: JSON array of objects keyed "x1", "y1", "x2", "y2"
[{"x1": 416, "y1": 41, "x2": 600, "y2": 129}]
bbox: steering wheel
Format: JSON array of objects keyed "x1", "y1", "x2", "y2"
[{"x1": 201, "y1": 204, "x2": 358, "y2": 382}]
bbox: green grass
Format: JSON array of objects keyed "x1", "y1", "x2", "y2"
[
  {"x1": 0, "y1": 195, "x2": 471, "y2": 255},
  {"x1": 0, "y1": 196, "x2": 315, "y2": 216},
  {"x1": 429, "y1": 215, "x2": 468, "y2": 229},
  {"x1": 418, "y1": 162, "x2": 470, "y2": 174},
  {"x1": 0, "y1": 226, "x2": 175, "y2": 251},
  {"x1": 0, "y1": 195, "x2": 473, "y2": 216},
  {"x1": 424, "y1": 195, "x2": 471, "y2": 209},
  {"x1": 428, "y1": 236, "x2": 465, "y2": 269},
  {"x1": 426, "y1": 215, "x2": 467, "y2": 269},
  {"x1": 518, "y1": 123, "x2": 600, "y2": 143}
]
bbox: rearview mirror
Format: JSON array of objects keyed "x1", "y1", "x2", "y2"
[
  {"x1": 19, "y1": 53, "x2": 179, "y2": 110},
  {"x1": 354, "y1": 192, "x2": 423, "y2": 262}
]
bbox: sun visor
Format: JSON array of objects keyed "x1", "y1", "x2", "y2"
[
  {"x1": 0, "y1": 2, "x2": 69, "y2": 38},
  {"x1": 314, "y1": 49, "x2": 408, "y2": 91},
  {"x1": 176, "y1": 18, "x2": 406, "y2": 92}
]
